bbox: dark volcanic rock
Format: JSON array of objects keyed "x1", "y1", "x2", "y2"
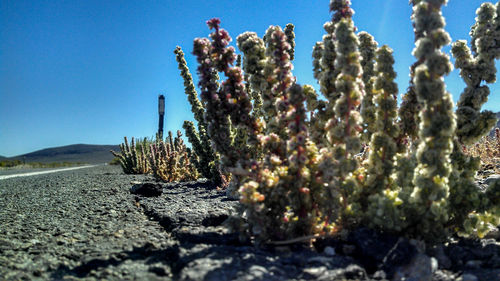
[{"x1": 130, "y1": 182, "x2": 163, "y2": 197}]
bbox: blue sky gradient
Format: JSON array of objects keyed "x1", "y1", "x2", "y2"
[{"x1": 1, "y1": 0, "x2": 499, "y2": 157}]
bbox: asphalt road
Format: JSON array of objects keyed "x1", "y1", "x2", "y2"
[{"x1": 0, "y1": 165, "x2": 98, "y2": 180}]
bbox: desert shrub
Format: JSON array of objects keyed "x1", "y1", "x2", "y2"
[
  {"x1": 177, "y1": 0, "x2": 500, "y2": 244},
  {"x1": 465, "y1": 128, "x2": 500, "y2": 175},
  {"x1": 149, "y1": 130, "x2": 199, "y2": 182},
  {"x1": 109, "y1": 157, "x2": 121, "y2": 165},
  {"x1": 111, "y1": 136, "x2": 151, "y2": 174},
  {"x1": 0, "y1": 160, "x2": 23, "y2": 168},
  {"x1": 174, "y1": 47, "x2": 225, "y2": 186}
]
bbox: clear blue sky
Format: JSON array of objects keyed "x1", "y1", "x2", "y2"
[{"x1": 1, "y1": 0, "x2": 499, "y2": 157}]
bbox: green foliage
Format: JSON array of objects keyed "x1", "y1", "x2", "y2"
[
  {"x1": 0, "y1": 159, "x2": 23, "y2": 168},
  {"x1": 109, "y1": 157, "x2": 121, "y2": 166},
  {"x1": 182, "y1": 120, "x2": 220, "y2": 181},
  {"x1": 324, "y1": 9, "x2": 364, "y2": 228},
  {"x1": 359, "y1": 45, "x2": 402, "y2": 231},
  {"x1": 464, "y1": 128, "x2": 500, "y2": 174},
  {"x1": 178, "y1": 0, "x2": 500, "y2": 245},
  {"x1": 111, "y1": 136, "x2": 151, "y2": 174},
  {"x1": 174, "y1": 46, "x2": 224, "y2": 185},
  {"x1": 359, "y1": 32, "x2": 378, "y2": 143},
  {"x1": 445, "y1": 1, "x2": 500, "y2": 239},
  {"x1": 452, "y1": 2, "x2": 500, "y2": 145},
  {"x1": 406, "y1": 0, "x2": 456, "y2": 241},
  {"x1": 284, "y1": 23, "x2": 296, "y2": 61}
]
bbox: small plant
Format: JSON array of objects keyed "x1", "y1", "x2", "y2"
[
  {"x1": 149, "y1": 130, "x2": 199, "y2": 182},
  {"x1": 465, "y1": 128, "x2": 500, "y2": 175},
  {"x1": 109, "y1": 157, "x2": 121, "y2": 166},
  {"x1": 174, "y1": 46, "x2": 225, "y2": 186},
  {"x1": 0, "y1": 159, "x2": 23, "y2": 168},
  {"x1": 111, "y1": 136, "x2": 150, "y2": 174},
  {"x1": 452, "y1": 2, "x2": 499, "y2": 146}
]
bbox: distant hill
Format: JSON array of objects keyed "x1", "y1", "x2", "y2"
[
  {"x1": 8, "y1": 144, "x2": 120, "y2": 164},
  {"x1": 1, "y1": 113, "x2": 498, "y2": 164}
]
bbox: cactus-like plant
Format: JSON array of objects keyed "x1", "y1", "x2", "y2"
[
  {"x1": 190, "y1": 19, "x2": 267, "y2": 198},
  {"x1": 404, "y1": 0, "x2": 456, "y2": 241},
  {"x1": 111, "y1": 136, "x2": 150, "y2": 174},
  {"x1": 397, "y1": 0, "x2": 429, "y2": 141},
  {"x1": 465, "y1": 128, "x2": 500, "y2": 174},
  {"x1": 284, "y1": 23, "x2": 296, "y2": 61},
  {"x1": 236, "y1": 31, "x2": 266, "y2": 119},
  {"x1": 183, "y1": 121, "x2": 217, "y2": 179},
  {"x1": 192, "y1": 29, "x2": 236, "y2": 170},
  {"x1": 239, "y1": 84, "x2": 329, "y2": 242},
  {"x1": 320, "y1": 0, "x2": 365, "y2": 228},
  {"x1": 452, "y1": 2, "x2": 499, "y2": 145},
  {"x1": 174, "y1": 46, "x2": 224, "y2": 185},
  {"x1": 149, "y1": 130, "x2": 198, "y2": 182},
  {"x1": 177, "y1": 0, "x2": 500, "y2": 244},
  {"x1": 359, "y1": 32, "x2": 378, "y2": 143},
  {"x1": 359, "y1": 45, "x2": 403, "y2": 231},
  {"x1": 446, "y1": 2, "x2": 500, "y2": 235}
]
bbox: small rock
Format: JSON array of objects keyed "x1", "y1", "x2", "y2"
[
  {"x1": 342, "y1": 264, "x2": 368, "y2": 280},
  {"x1": 409, "y1": 238, "x2": 426, "y2": 253},
  {"x1": 149, "y1": 265, "x2": 168, "y2": 276},
  {"x1": 431, "y1": 257, "x2": 438, "y2": 272},
  {"x1": 372, "y1": 270, "x2": 386, "y2": 280},
  {"x1": 393, "y1": 253, "x2": 433, "y2": 281},
  {"x1": 486, "y1": 254, "x2": 500, "y2": 268},
  {"x1": 465, "y1": 260, "x2": 482, "y2": 269},
  {"x1": 429, "y1": 245, "x2": 451, "y2": 269},
  {"x1": 130, "y1": 183, "x2": 163, "y2": 197},
  {"x1": 484, "y1": 227, "x2": 500, "y2": 240},
  {"x1": 323, "y1": 246, "x2": 335, "y2": 256},
  {"x1": 307, "y1": 256, "x2": 333, "y2": 264},
  {"x1": 33, "y1": 269, "x2": 42, "y2": 277},
  {"x1": 274, "y1": 246, "x2": 291, "y2": 253},
  {"x1": 433, "y1": 270, "x2": 457, "y2": 281},
  {"x1": 447, "y1": 244, "x2": 468, "y2": 266},
  {"x1": 381, "y1": 238, "x2": 418, "y2": 277},
  {"x1": 225, "y1": 185, "x2": 240, "y2": 200},
  {"x1": 461, "y1": 273, "x2": 478, "y2": 281},
  {"x1": 303, "y1": 266, "x2": 326, "y2": 277},
  {"x1": 113, "y1": 229, "x2": 124, "y2": 238},
  {"x1": 484, "y1": 175, "x2": 500, "y2": 186},
  {"x1": 342, "y1": 245, "x2": 355, "y2": 255},
  {"x1": 248, "y1": 265, "x2": 268, "y2": 279}
]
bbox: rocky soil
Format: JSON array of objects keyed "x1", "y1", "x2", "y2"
[{"x1": 0, "y1": 165, "x2": 499, "y2": 280}]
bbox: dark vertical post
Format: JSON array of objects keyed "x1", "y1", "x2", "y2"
[{"x1": 158, "y1": 95, "x2": 165, "y2": 139}]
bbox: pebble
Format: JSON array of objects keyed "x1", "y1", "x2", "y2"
[
  {"x1": 482, "y1": 174, "x2": 500, "y2": 186},
  {"x1": 323, "y1": 246, "x2": 335, "y2": 256},
  {"x1": 465, "y1": 260, "x2": 482, "y2": 269},
  {"x1": 342, "y1": 244, "x2": 356, "y2": 255},
  {"x1": 461, "y1": 273, "x2": 478, "y2": 281}
]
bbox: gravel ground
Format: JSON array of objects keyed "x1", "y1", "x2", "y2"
[
  {"x1": 0, "y1": 165, "x2": 172, "y2": 280},
  {"x1": 0, "y1": 165, "x2": 499, "y2": 280}
]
